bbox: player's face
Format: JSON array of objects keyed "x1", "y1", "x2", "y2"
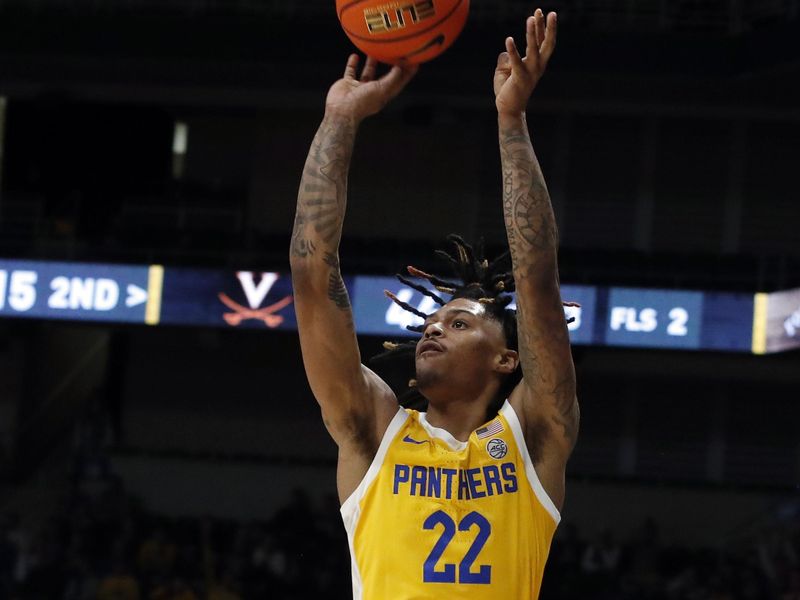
[{"x1": 414, "y1": 298, "x2": 509, "y2": 390}]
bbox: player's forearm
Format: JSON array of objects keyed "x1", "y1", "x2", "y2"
[
  {"x1": 498, "y1": 112, "x2": 558, "y2": 284},
  {"x1": 290, "y1": 113, "x2": 357, "y2": 278}
]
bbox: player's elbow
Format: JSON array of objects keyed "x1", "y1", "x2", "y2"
[
  {"x1": 290, "y1": 260, "x2": 327, "y2": 297},
  {"x1": 289, "y1": 252, "x2": 312, "y2": 278}
]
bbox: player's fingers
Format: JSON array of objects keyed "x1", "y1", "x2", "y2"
[
  {"x1": 361, "y1": 55, "x2": 378, "y2": 82},
  {"x1": 505, "y1": 37, "x2": 526, "y2": 71},
  {"x1": 344, "y1": 54, "x2": 360, "y2": 80},
  {"x1": 534, "y1": 8, "x2": 546, "y2": 47},
  {"x1": 540, "y1": 12, "x2": 558, "y2": 64},
  {"x1": 381, "y1": 63, "x2": 418, "y2": 97},
  {"x1": 525, "y1": 15, "x2": 538, "y2": 59}
]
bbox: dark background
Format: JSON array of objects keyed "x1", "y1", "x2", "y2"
[{"x1": 0, "y1": 1, "x2": 799, "y2": 599}]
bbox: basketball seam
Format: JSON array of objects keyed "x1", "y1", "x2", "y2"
[
  {"x1": 337, "y1": 0, "x2": 365, "y2": 19},
  {"x1": 340, "y1": 0, "x2": 465, "y2": 45}
]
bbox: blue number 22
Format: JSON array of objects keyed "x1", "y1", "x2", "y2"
[{"x1": 422, "y1": 510, "x2": 491, "y2": 584}]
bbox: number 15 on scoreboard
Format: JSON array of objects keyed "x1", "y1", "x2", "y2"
[{"x1": 0, "y1": 269, "x2": 38, "y2": 312}]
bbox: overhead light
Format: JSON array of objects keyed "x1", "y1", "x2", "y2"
[{"x1": 172, "y1": 120, "x2": 188, "y2": 180}]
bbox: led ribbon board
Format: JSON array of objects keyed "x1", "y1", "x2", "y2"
[
  {"x1": 751, "y1": 287, "x2": 800, "y2": 354},
  {"x1": 0, "y1": 259, "x2": 161, "y2": 324},
  {"x1": 0, "y1": 258, "x2": 775, "y2": 353},
  {"x1": 351, "y1": 276, "x2": 598, "y2": 346}
]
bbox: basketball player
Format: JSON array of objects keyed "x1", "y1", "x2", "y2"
[{"x1": 290, "y1": 9, "x2": 577, "y2": 599}]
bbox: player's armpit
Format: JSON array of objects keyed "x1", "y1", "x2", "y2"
[
  {"x1": 509, "y1": 377, "x2": 577, "y2": 512},
  {"x1": 318, "y1": 366, "x2": 399, "y2": 452}
]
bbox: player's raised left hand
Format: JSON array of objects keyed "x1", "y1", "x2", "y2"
[
  {"x1": 494, "y1": 9, "x2": 557, "y2": 117},
  {"x1": 325, "y1": 54, "x2": 418, "y2": 124}
]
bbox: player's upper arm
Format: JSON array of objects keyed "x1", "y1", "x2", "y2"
[
  {"x1": 291, "y1": 262, "x2": 398, "y2": 452},
  {"x1": 512, "y1": 272, "x2": 579, "y2": 461}
]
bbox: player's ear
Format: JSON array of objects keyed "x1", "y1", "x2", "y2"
[{"x1": 494, "y1": 349, "x2": 518, "y2": 375}]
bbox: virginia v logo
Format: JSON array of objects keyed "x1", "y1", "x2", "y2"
[
  {"x1": 238, "y1": 272, "x2": 279, "y2": 308},
  {"x1": 218, "y1": 271, "x2": 293, "y2": 328}
]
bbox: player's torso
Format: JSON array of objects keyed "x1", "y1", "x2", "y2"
[{"x1": 340, "y1": 401, "x2": 560, "y2": 600}]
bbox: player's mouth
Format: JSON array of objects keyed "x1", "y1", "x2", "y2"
[{"x1": 417, "y1": 340, "x2": 444, "y2": 356}]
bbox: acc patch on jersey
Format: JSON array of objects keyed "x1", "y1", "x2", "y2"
[{"x1": 486, "y1": 438, "x2": 508, "y2": 459}]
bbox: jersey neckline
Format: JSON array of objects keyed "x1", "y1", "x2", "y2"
[{"x1": 416, "y1": 403, "x2": 508, "y2": 452}]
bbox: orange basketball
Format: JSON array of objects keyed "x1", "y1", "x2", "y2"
[{"x1": 336, "y1": 0, "x2": 469, "y2": 65}]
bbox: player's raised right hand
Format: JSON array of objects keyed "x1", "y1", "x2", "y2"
[
  {"x1": 494, "y1": 9, "x2": 557, "y2": 118},
  {"x1": 325, "y1": 54, "x2": 418, "y2": 123}
]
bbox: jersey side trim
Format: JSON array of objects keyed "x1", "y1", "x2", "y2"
[
  {"x1": 340, "y1": 407, "x2": 409, "y2": 600},
  {"x1": 500, "y1": 401, "x2": 562, "y2": 525}
]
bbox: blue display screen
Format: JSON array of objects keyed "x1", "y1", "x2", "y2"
[
  {"x1": 700, "y1": 292, "x2": 753, "y2": 352},
  {"x1": 0, "y1": 259, "x2": 151, "y2": 323},
  {"x1": 0, "y1": 258, "x2": 767, "y2": 353},
  {"x1": 159, "y1": 268, "x2": 297, "y2": 330},
  {"x1": 604, "y1": 288, "x2": 704, "y2": 349},
  {"x1": 351, "y1": 277, "x2": 597, "y2": 345}
]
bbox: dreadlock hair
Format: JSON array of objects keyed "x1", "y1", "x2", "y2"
[{"x1": 371, "y1": 235, "x2": 522, "y2": 421}]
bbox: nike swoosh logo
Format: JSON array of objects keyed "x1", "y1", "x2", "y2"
[
  {"x1": 405, "y1": 34, "x2": 445, "y2": 58},
  {"x1": 402, "y1": 435, "x2": 429, "y2": 445}
]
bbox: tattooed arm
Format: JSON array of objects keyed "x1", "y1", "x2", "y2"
[
  {"x1": 290, "y1": 55, "x2": 416, "y2": 499},
  {"x1": 495, "y1": 10, "x2": 578, "y2": 510}
]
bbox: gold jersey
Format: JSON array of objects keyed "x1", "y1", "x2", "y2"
[{"x1": 340, "y1": 401, "x2": 560, "y2": 599}]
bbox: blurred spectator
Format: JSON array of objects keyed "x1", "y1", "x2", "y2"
[
  {"x1": 96, "y1": 560, "x2": 140, "y2": 600},
  {"x1": 581, "y1": 528, "x2": 621, "y2": 595},
  {"x1": 148, "y1": 576, "x2": 198, "y2": 600},
  {"x1": 627, "y1": 517, "x2": 664, "y2": 598},
  {"x1": 207, "y1": 570, "x2": 242, "y2": 600},
  {"x1": 62, "y1": 551, "x2": 98, "y2": 600},
  {"x1": 4, "y1": 408, "x2": 800, "y2": 600},
  {"x1": 137, "y1": 528, "x2": 176, "y2": 581}
]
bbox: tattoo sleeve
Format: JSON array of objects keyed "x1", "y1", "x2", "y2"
[
  {"x1": 290, "y1": 113, "x2": 386, "y2": 452},
  {"x1": 324, "y1": 252, "x2": 352, "y2": 312},
  {"x1": 499, "y1": 114, "x2": 579, "y2": 447},
  {"x1": 291, "y1": 115, "x2": 356, "y2": 318},
  {"x1": 291, "y1": 116, "x2": 356, "y2": 259}
]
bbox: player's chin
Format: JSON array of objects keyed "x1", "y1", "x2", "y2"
[
  {"x1": 414, "y1": 363, "x2": 441, "y2": 391},
  {"x1": 415, "y1": 354, "x2": 441, "y2": 372}
]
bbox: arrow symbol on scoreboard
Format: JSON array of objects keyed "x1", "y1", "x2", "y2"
[{"x1": 126, "y1": 284, "x2": 148, "y2": 308}]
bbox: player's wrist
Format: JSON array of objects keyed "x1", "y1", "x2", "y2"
[
  {"x1": 497, "y1": 110, "x2": 527, "y2": 128},
  {"x1": 323, "y1": 107, "x2": 363, "y2": 128}
]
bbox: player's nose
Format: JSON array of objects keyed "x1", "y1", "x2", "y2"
[{"x1": 423, "y1": 322, "x2": 444, "y2": 338}]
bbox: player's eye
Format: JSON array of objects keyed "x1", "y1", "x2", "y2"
[{"x1": 452, "y1": 319, "x2": 467, "y2": 329}]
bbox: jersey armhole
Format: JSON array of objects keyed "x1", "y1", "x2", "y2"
[
  {"x1": 500, "y1": 401, "x2": 562, "y2": 525},
  {"x1": 340, "y1": 408, "x2": 409, "y2": 518}
]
